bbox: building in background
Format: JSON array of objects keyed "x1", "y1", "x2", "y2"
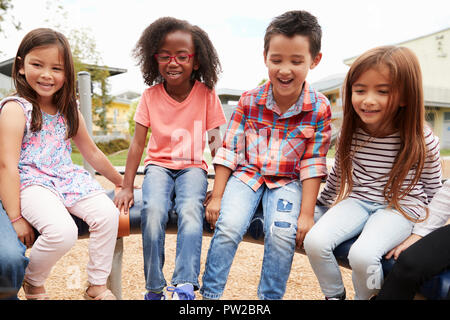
[
  {"x1": 311, "y1": 74, "x2": 346, "y2": 145},
  {"x1": 314, "y1": 28, "x2": 450, "y2": 148},
  {"x1": 216, "y1": 88, "x2": 244, "y2": 134},
  {"x1": 4, "y1": 26, "x2": 448, "y2": 148},
  {"x1": 0, "y1": 57, "x2": 130, "y2": 142},
  {"x1": 0, "y1": 58, "x2": 15, "y2": 97},
  {"x1": 94, "y1": 90, "x2": 140, "y2": 141}
]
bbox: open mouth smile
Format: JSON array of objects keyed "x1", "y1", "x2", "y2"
[
  {"x1": 360, "y1": 108, "x2": 380, "y2": 114},
  {"x1": 37, "y1": 82, "x2": 54, "y2": 90},
  {"x1": 278, "y1": 78, "x2": 293, "y2": 86},
  {"x1": 166, "y1": 71, "x2": 182, "y2": 77}
]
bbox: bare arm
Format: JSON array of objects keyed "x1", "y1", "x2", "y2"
[
  {"x1": 113, "y1": 122, "x2": 148, "y2": 213},
  {"x1": 0, "y1": 102, "x2": 35, "y2": 247},
  {"x1": 296, "y1": 177, "x2": 322, "y2": 248},
  {"x1": 207, "y1": 127, "x2": 222, "y2": 159},
  {"x1": 204, "y1": 164, "x2": 232, "y2": 229},
  {"x1": 72, "y1": 110, "x2": 123, "y2": 188}
]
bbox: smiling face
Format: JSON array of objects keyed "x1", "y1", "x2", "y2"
[
  {"x1": 264, "y1": 34, "x2": 321, "y2": 111},
  {"x1": 351, "y1": 65, "x2": 398, "y2": 135},
  {"x1": 157, "y1": 30, "x2": 199, "y2": 94},
  {"x1": 19, "y1": 44, "x2": 65, "y2": 107}
]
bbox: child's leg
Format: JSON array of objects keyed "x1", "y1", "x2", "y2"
[
  {"x1": 258, "y1": 180, "x2": 302, "y2": 300},
  {"x1": 172, "y1": 167, "x2": 208, "y2": 289},
  {"x1": 303, "y1": 198, "x2": 371, "y2": 298},
  {"x1": 347, "y1": 207, "x2": 413, "y2": 300},
  {"x1": 140, "y1": 165, "x2": 175, "y2": 292},
  {"x1": 200, "y1": 176, "x2": 264, "y2": 299},
  {"x1": 68, "y1": 192, "x2": 119, "y2": 286},
  {"x1": 376, "y1": 224, "x2": 450, "y2": 300},
  {"x1": 20, "y1": 186, "x2": 78, "y2": 287}
]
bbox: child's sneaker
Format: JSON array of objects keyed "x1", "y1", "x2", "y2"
[
  {"x1": 167, "y1": 284, "x2": 195, "y2": 300},
  {"x1": 144, "y1": 289, "x2": 168, "y2": 300}
]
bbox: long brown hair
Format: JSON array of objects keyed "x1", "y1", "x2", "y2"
[
  {"x1": 12, "y1": 28, "x2": 79, "y2": 138},
  {"x1": 337, "y1": 46, "x2": 427, "y2": 221}
]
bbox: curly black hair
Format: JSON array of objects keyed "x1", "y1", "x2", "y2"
[
  {"x1": 133, "y1": 17, "x2": 222, "y2": 90},
  {"x1": 264, "y1": 10, "x2": 322, "y2": 58}
]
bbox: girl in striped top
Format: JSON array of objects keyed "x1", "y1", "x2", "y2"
[{"x1": 304, "y1": 46, "x2": 442, "y2": 300}]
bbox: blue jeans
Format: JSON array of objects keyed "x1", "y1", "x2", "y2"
[
  {"x1": 141, "y1": 165, "x2": 208, "y2": 291},
  {"x1": 304, "y1": 198, "x2": 414, "y2": 300},
  {"x1": 0, "y1": 201, "x2": 29, "y2": 300},
  {"x1": 200, "y1": 176, "x2": 302, "y2": 300}
]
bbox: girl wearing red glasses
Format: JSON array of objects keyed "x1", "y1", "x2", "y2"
[{"x1": 114, "y1": 17, "x2": 226, "y2": 300}]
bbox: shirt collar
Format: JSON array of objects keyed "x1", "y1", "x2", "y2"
[{"x1": 255, "y1": 81, "x2": 315, "y2": 117}]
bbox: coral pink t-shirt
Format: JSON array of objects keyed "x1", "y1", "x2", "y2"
[{"x1": 134, "y1": 81, "x2": 226, "y2": 172}]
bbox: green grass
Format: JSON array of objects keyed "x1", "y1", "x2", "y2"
[
  {"x1": 72, "y1": 149, "x2": 212, "y2": 167},
  {"x1": 72, "y1": 150, "x2": 145, "y2": 166},
  {"x1": 441, "y1": 149, "x2": 450, "y2": 157}
]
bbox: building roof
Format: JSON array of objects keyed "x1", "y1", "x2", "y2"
[
  {"x1": 424, "y1": 86, "x2": 450, "y2": 108},
  {"x1": 217, "y1": 88, "x2": 245, "y2": 98},
  {"x1": 312, "y1": 74, "x2": 450, "y2": 108},
  {"x1": 114, "y1": 91, "x2": 140, "y2": 100},
  {"x1": 0, "y1": 58, "x2": 14, "y2": 77},
  {"x1": 311, "y1": 73, "x2": 346, "y2": 92},
  {"x1": 0, "y1": 57, "x2": 127, "y2": 78},
  {"x1": 112, "y1": 91, "x2": 141, "y2": 104}
]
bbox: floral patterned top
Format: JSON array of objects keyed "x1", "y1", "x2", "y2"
[{"x1": 0, "y1": 96, "x2": 103, "y2": 207}]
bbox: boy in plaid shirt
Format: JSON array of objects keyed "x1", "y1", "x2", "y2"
[{"x1": 200, "y1": 10, "x2": 332, "y2": 299}]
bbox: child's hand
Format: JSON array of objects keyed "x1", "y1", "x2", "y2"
[
  {"x1": 113, "y1": 188, "x2": 134, "y2": 215},
  {"x1": 205, "y1": 195, "x2": 221, "y2": 230},
  {"x1": 13, "y1": 218, "x2": 35, "y2": 248},
  {"x1": 203, "y1": 191, "x2": 212, "y2": 207},
  {"x1": 385, "y1": 233, "x2": 422, "y2": 260},
  {"x1": 296, "y1": 214, "x2": 315, "y2": 249}
]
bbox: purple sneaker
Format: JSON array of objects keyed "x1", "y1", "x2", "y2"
[
  {"x1": 144, "y1": 290, "x2": 167, "y2": 300},
  {"x1": 167, "y1": 284, "x2": 195, "y2": 300}
]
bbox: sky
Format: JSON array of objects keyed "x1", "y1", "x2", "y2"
[{"x1": 1, "y1": 0, "x2": 449, "y2": 96}]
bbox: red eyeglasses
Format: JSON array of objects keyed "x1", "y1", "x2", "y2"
[{"x1": 154, "y1": 53, "x2": 195, "y2": 65}]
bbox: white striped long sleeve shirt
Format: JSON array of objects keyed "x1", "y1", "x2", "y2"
[{"x1": 318, "y1": 127, "x2": 442, "y2": 232}]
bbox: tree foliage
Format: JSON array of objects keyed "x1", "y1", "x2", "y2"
[
  {"x1": 44, "y1": 0, "x2": 113, "y2": 131},
  {"x1": 0, "y1": 0, "x2": 20, "y2": 32},
  {"x1": 0, "y1": 0, "x2": 21, "y2": 56},
  {"x1": 69, "y1": 28, "x2": 113, "y2": 131},
  {"x1": 2, "y1": 0, "x2": 113, "y2": 130}
]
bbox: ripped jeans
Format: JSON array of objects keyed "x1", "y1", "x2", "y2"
[{"x1": 200, "y1": 176, "x2": 302, "y2": 299}]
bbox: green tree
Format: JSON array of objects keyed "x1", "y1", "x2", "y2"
[
  {"x1": 0, "y1": 0, "x2": 21, "y2": 56},
  {"x1": 0, "y1": 0, "x2": 20, "y2": 32},
  {"x1": 44, "y1": 0, "x2": 113, "y2": 131},
  {"x1": 127, "y1": 98, "x2": 151, "y2": 142},
  {"x1": 127, "y1": 99, "x2": 139, "y2": 136},
  {"x1": 69, "y1": 27, "x2": 112, "y2": 131}
]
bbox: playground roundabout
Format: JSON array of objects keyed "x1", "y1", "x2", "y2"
[{"x1": 17, "y1": 175, "x2": 355, "y2": 300}]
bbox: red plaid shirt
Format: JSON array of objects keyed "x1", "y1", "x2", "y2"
[{"x1": 213, "y1": 81, "x2": 332, "y2": 191}]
